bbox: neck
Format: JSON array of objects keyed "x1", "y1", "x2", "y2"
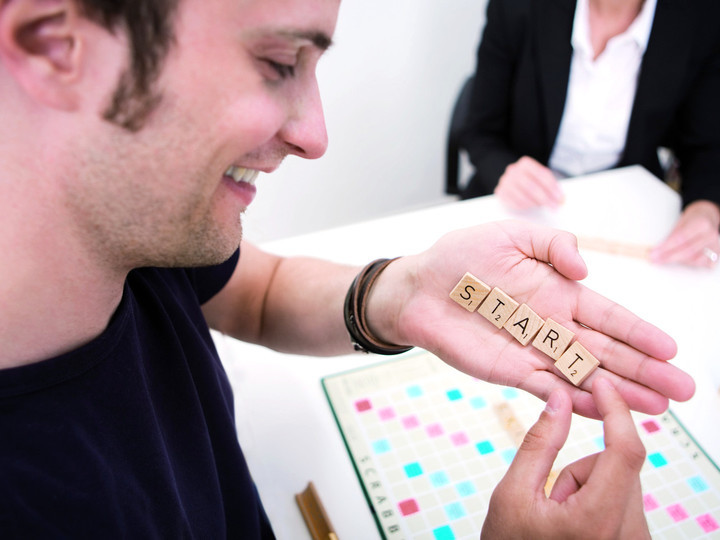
[
  {"x1": 589, "y1": 0, "x2": 644, "y2": 17},
  {"x1": 587, "y1": 0, "x2": 645, "y2": 59},
  {"x1": 0, "y1": 184, "x2": 126, "y2": 369}
]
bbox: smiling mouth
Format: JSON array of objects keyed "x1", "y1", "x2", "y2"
[{"x1": 225, "y1": 166, "x2": 260, "y2": 185}]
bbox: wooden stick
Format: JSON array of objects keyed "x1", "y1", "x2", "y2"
[
  {"x1": 577, "y1": 236, "x2": 652, "y2": 260},
  {"x1": 295, "y1": 482, "x2": 339, "y2": 540}
]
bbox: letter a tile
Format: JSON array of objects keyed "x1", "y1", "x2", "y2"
[
  {"x1": 503, "y1": 304, "x2": 545, "y2": 346},
  {"x1": 532, "y1": 318, "x2": 574, "y2": 360},
  {"x1": 449, "y1": 272, "x2": 491, "y2": 312},
  {"x1": 477, "y1": 287, "x2": 519, "y2": 329},
  {"x1": 555, "y1": 341, "x2": 599, "y2": 385}
]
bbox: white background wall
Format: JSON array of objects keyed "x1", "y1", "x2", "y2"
[{"x1": 243, "y1": 0, "x2": 488, "y2": 243}]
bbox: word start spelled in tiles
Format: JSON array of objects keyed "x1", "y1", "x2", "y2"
[{"x1": 449, "y1": 272, "x2": 599, "y2": 385}]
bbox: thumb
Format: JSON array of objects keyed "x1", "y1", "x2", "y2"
[
  {"x1": 545, "y1": 232, "x2": 588, "y2": 281},
  {"x1": 520, "y1": 226, "x2": 588, "y2": 281},
  {"x1": 501, "y1": 389, "x2": 573, "y2": 494}
]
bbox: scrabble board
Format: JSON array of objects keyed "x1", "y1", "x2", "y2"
[{"x1": 323, "y1": 351, "x2": 720, "y2": 539}]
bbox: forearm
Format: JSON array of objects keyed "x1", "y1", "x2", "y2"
[
  {"x1": 258, "y1": 255, "x2": 359, "y2": 355},
  {"x1": 204, "y1": 241, "x2": 362, "y2": 355}
]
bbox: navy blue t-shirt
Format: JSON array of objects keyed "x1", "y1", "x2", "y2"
[{"x1": 0, "y1": 251, "x2": 275, "y2": 539}]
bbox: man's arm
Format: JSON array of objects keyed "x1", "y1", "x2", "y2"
[
  {"x1": 204, "y1": 221, "x2": 695, "y2": 418},
  {"x1": 202, "y1": 241, "x2": 359, "y2": 356}
]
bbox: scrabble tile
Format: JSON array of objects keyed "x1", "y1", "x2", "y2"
[
  {"x1": 493, "y1": 402, "x2": 525, "y2": 447},
  {"x1": 503, "y1": 304, "x2": 545, "y2": 346},
  {"x1": 555, "y1": 341, "x2": 600, "y2": 386},
  {"x1": 532, "y1": 318, "x2": 574, "y2": 360},
  {"x1": 477, "y1": 287, "x2": 519, "y2": 329},
  {"x1": 449, "y1": 272, "x2": 491, "y2": 312}
]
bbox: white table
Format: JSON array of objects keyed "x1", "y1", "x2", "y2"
[{"x1": 214, "y1": 166, "x2": 720, "y2": 540}]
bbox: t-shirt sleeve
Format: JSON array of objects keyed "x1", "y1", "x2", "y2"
[{"x1": 184, "y1": 249, "x2": 240, "y2": 305}]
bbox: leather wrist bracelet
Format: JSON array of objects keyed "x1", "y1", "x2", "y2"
[{"x1": 343, "y1": 258, "x2": 414, "y2": 355}]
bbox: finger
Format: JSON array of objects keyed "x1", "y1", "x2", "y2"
[
  {"x1": 516, "y1": 356, "x2": 672, "y2": 419},
  {"x1": 650, "y1": 229, "x2": 691, "y2": 261},
  {"x1": 573, "y1": 287, "x2": 677, "y2": 360},
  {"x1": 520, "y1": 227, "x2": 588, "y2": 281},
  {"x1": 497, "y1": 170, "x2": 549, "y2": 209},
  {"x1": 500, "y1": 389, "x2": 573, "y2": 494},
  {"x1": 548, "y1": 453, "x2": 599, "y2": 502},
  {"x1": 657, "y1": 240, "x2": 719, "y2": 267},
  {"x1": 654, "y1": 237, "x2": 708, "y2": 266},
  {"x1": 513, "y1": 367, "x2": 602, "y2": 419},
  {"x1": 584, "y1": 378, "x2": 647, "y2": 497},
  {"x1": 523, "y1": 161, "x2": 564, "y2": 207},
  {"x1": 570, "y1": 293, "x2": 696, "y2": 405},
  {"x1": 566, "y1": 329, "x2": 693, "y2": 412},
  {"x1": 558, "y1": 379, "x2": 648, "y2": 532},
  {"x1": 496, "y1": 181, "x2": 540, "y2": 210},
  {"x1": 516, "y1": 173, "x2": 556, "y2": 207},
  {"x1": 651, "y1": 215, "x2": 719, "y2": 265}
]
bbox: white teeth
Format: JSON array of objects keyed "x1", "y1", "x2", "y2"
[{"x1": 225, "y1": 166, "x2": 259, "y2": 186}]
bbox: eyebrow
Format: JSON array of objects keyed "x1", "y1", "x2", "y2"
[{"x1": 252, "y1": 28, "x2": 334, "y2": 51}]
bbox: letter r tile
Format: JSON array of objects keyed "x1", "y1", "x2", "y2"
[
  {"x1": 503, "y1": 304, "x2": 544, "y2": 346},
  {"x1": 477, "y1": 287, "x2": 519, "y2": 329},
  {"x1": 449, "y1": 272, "x2": 491, "y2": 312},
  {"x1": 531, "y1": 318, "x2": 574, "y2": 360}
]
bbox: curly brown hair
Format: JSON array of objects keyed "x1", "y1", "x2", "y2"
[{"x1": 78, "y1": 0, "x2": 180, "y2": 131}]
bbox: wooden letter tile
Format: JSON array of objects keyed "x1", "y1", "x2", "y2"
[
  {"x1": 532, "y1": 318, "x2": 574, "y2": 360},
  {"x1": 503, "y1": 304, "x2": 545, "y2": 346},
  {"x1": 555, "y1": 341, "x2": 600, "y2": 386},
  {"x1": 477, "y1": 287, "x2": 519, "y2": 329},
  {"x1": 449, "y1": 272, "x2": 491, "y2": 312}
]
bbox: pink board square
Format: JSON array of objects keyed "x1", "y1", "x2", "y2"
[
  {"x1": 643, "y1": 494, "x2": 659, "y2": 512},
  {"x1": 666, "y1": 504, "x2": 689, "y2": 522},
  {"x1": 450, "y1": 432, "x2": 470, "y2": 446},
  {"x1": 378, "y1": 407, "x2": 396, "y2": 421},
  {"x1": 641, "y1": 420, "x2": 661, "y2": 434},
  {"x1": 355, "y1": 399, "x2": 372, "y2": 412},
  {"x1": 697, "y1": 514, "x2": 719, "y2": 533},
  {"x1": 426, "y1": 423, "x2": 444, "y2": 438},
  {"x1": 401, "y1": 415, "x2": 420, "y2": 429},
  {"x1": 398, "y1": 499, "x2": 419, "y2": 516}
]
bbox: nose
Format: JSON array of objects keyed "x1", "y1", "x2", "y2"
[{"x1": 279, "y1": 78, "x2": 328, "y2": 160}]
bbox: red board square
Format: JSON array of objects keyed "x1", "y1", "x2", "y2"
[
  {"x1": 398, "y1": 499, "x2": 419, "y2": 516},
  {"x1": 641, "y1": 420, "x2": 660, "y2": 434},
  {"x1": 355, "y1": 399, "x2": 372, "y2": 412}
]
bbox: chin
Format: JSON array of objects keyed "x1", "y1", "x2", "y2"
[{"x1": 158, "y1": 226, "x2": 242, "y2": 269}]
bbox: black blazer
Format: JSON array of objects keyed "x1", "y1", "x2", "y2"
[{"x1": 458, "y1": 0, "x2": 720, "y2": 208}]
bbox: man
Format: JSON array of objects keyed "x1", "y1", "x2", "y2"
[{"x1": 0, "y1": 0, "x2": 694, "y2": 537}]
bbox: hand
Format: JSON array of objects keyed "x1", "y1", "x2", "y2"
[
  {"x1": 494, "y1": 156, "x2": 565, "y2": 210},
  {"x1": 650, "y1": 200, "x2": 720, "y2": 268},
  {"x1": 369, "y1": 220, "x2": 694, "y2": 418},
  {"x1": 481, "y1": 379, "x2": 651, "y2": 539}
]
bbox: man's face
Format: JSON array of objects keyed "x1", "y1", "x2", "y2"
[{"x1": 67, "y1": 0, "x2": 339, "y2": 270}]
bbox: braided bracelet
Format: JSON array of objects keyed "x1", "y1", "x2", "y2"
[{"x1": 344, "y1": 258, "x2": 413, "y2": 355}]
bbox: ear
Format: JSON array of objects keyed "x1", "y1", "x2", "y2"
[{"x1": 0, "y1": 0, "x2": 83, "y2": 110}]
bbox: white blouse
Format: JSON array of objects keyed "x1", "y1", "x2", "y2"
[{"x1": 548, "y1": 0, "x2": 657, "y2": 177}]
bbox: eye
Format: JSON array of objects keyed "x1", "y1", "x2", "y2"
[{"x1": 265, "y1": 59, "x2": 296, "y2": 80}]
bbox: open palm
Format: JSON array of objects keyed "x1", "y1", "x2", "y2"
[{"x1": 393, "y1": 221, "x2": 694, "y2": 419}]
